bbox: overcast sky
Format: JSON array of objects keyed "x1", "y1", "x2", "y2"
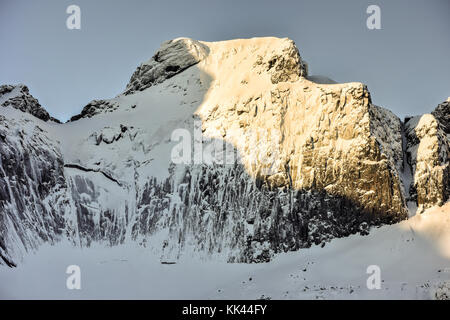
[{"x1": 0, "y1": 0, "x2": 449, "y2": 122}]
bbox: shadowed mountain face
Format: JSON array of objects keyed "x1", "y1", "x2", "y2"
[{"x1": 0, "y1": 37, "x2": 448, "y2": 266}]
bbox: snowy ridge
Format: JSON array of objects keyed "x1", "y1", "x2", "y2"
[{"x1": 0, "y1": 84, "x2": 59, "y2": 123}]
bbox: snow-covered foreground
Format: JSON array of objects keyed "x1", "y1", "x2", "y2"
[{"x1": 1, "y1": 204, "x2": 449, "y2": 300}]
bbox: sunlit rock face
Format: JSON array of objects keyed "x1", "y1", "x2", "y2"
[
  {"x1": 124, "y1": 38, "x2": 210, "y2": 95},
  {"x1": 193, "y1": 37, "x2": 406, "y2": 219},
  {"x1": 0, "y1": 37, "x2": 446, "y2": 266}
]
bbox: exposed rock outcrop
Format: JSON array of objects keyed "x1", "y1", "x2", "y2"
[
  {"x1": 0, "y1": 84, "x2": 60, "y2": 123},
  {"x1": 69, "y1": 99, "x2": 120, "y2": 122},
  {"x1": 124, "y1": 38, "x2": 210, "y2": 95}
]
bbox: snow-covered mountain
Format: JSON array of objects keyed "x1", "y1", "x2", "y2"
[
  {"x1": 2, "y1": 203, "x2": 449, "y2": 299},
  {"x1": 0, "y1": 37, "x2": 449, "y2": 267}
]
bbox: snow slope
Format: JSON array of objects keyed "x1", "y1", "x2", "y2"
[{"x1": 0, "y1": 203, "x2": 449, "y2": 300}]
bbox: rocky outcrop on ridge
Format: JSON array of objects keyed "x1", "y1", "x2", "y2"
[{"x1": 0, "y1": 84, "x2": 59, "y2": 123}]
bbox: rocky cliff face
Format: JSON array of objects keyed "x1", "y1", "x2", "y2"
[
  {"x1": 0, "y1": 113, "x2": 74, "y2": 267},
  {"x1": 0, "y1": 37, "x2": 448, "y2": 266}
]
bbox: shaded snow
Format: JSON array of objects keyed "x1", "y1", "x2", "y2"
[{"x1": 1, "y1": 203, "x2": 449, "y2": 300}]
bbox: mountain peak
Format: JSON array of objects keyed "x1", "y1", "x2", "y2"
[
  {"x1": 68, "y1": 36, "x2": 309, "y2": 121},
  {"x1": 432, "y1": 98, "x2": 450, "y2": 134},
  {"x1": 124, "y1": 37, "x2": 210, "y2": 95},
  {"x1": 0, "y1": 84, "x2": 60, "y2": 123},
  {"x1": 124, "y1": 37, "x2": 308, "y2": 95}
]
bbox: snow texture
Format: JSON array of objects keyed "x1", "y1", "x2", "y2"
[{"x1": 1, "y1": 203, "x2": 449, "y2": 299}]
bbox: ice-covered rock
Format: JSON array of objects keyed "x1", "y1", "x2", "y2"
[
  {"x1": 405, "y1": 99, "x2": 450, "y2": 212},
  {"x1": 0, "y1": 113, "x2": 74, "y2": 267}
]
